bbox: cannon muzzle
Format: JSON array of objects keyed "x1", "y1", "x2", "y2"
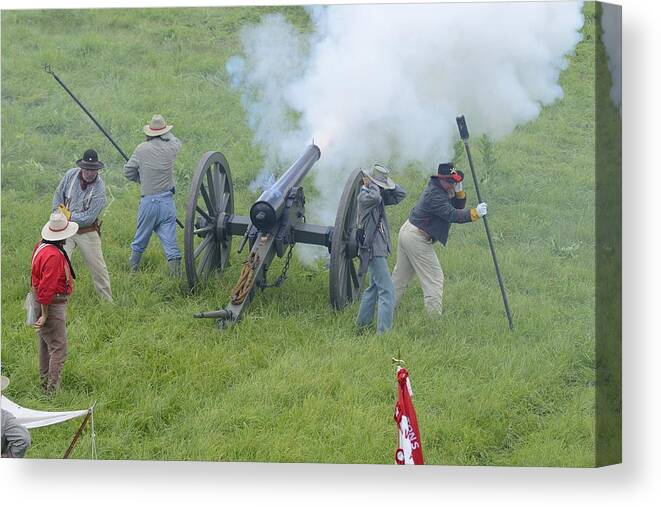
[{"x1": 250, "y1": 144, "x2": 321, "y2": 232}]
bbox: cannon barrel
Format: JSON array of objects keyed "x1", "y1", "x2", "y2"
[{"x1": 249, "y1": 144, "x2": 321, "y2": 232}]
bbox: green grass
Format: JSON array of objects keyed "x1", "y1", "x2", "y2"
[{"x1": 1, "y1": 3, "x2": 614, "y2": 466}]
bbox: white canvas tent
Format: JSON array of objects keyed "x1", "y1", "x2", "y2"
[{"x1": 1, "y1": 396, "x2": 96, "y2": 458}]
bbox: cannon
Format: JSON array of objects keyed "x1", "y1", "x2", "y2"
[{"x1": 184, "y1": 144, "x2": 367, "y2": 327}]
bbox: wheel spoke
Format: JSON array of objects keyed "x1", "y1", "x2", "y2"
[
  {"x1": 217, "y1": 171, "x2": 226, "y2": 199},
  {"x1": 194, "y1": 234, "x2": 214, "y2": 259},
  {"x1": 196, "y1": 205, "x2": 213, "y2": 223},
  {"x1": 337, "y1": 256, "x2": 347, "y2": 295},
  {"x1": 343, "y1": 199, "x2": 356, "y2": 241},
  {"x1": 206, "y1": 167, "x2": 217, "y2": 208},
  {"x1": 219, "y1": 241, "x2": 227, "y2": 269},
  {"x1": 210, "y1": 243, "x2": 220, "y2": 271},
  {"x1": 212, "y1": 167, "x2": 225, "y2": 216},
  {"x1": 349, "y1": 259, "x2": 359, "y2": 289},
  {"x1": 194, "y1": 225, "x2": 214, "y2": 235},
  {"x1": 197, "y1": 250, "x2": 208, "y2": 276},
  {"x1": 198, "y1": 242, "x2": 216, "y2": 275},
  {"x1": 218, "y1": 191, "x2": 231, "y2": 214},
  {"x1": 199, "y1": 184, "x2": 215, "y2": 216}
]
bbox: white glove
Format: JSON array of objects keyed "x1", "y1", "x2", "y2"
[
  {"x1": 453, "y1": 181, "x2": 463, "y2": 193},
  {"x1": 476, "y1": 202, "x2": 488, "y2": 217}
]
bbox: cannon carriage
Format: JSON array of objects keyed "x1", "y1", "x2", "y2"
[{"x1": 184, "y1": 144, "x2": 367, "y2": 327}]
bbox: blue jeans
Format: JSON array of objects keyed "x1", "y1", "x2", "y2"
[
  {"x1": 131, "y1": 192, "x2": 181, "y2": 261},
  {"x1": 356, "y1": 256, "x2": 395, "y2": 334}
]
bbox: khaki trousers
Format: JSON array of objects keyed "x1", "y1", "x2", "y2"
[
  {"x1": 392, "y1": 220, "x2": 444, "y2": 315},
  {"x1": 65, "y1": 232, "x2": 113, "y2": 301},
  {"x1": 37, "y1": 302, "x2": 68, "y2": 392}
]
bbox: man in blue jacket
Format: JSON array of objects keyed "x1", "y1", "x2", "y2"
[
  {"x1": 356, "y1": 164, "x2": 406, "y2": 334},
  {"x1": 392, "y1": 162, "x2": 487, "y2": 315}
]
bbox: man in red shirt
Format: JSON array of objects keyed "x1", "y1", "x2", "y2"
[{"x1": 31, "y1": 212, "x2": 78, "y2": 393}]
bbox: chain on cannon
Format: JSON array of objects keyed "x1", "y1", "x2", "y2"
[{"x1": 261, "y1": 243, "x2": 294, "y2": 289}]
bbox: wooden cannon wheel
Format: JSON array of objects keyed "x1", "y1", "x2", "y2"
[
  {"x1": 184, "y1": 151, "x2": 234, "y2": 290},
  {"x1": 329, "y1": 168, "x2": 367, "y2": 310}
]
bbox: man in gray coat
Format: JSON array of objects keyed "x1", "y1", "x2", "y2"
[
  {"x1": 356, "y1": 164, "x2": 406, "y2": 334},
  {"x1": 124, "y1": 114, "x2": 182, "y2": 275},
  {"x1": 53, "y1": 149, "x2": 112, "y2": 301}
]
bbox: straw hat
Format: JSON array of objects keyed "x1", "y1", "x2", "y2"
[
  {"x1": 144, "y1": 114, "x2": 173, "y2": 137},
  {"x1": 367, "y1": 163, "x2": 396, "y2": 190},
  {"x1": 76, "y1": 149, "x2": 104, "y2": 170},
  {"x1": 41, "y1": 212, "x2": 79, "y2": 241}
]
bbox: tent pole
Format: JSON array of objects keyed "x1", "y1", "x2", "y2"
[{"x1": 63, "y1": 408, "x2": 92, "y2": 459}]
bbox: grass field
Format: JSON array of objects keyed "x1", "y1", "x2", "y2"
[{"x1": 1, "y1": 3, "x2": 617, "y2": 465}]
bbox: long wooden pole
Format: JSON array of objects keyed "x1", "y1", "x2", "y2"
[
  {"x1": 44, "y1": 64, "x2": 129, "y2": 161},
  {"x1": 456, "y1": 115, "x2": 514, "y2": 331}
]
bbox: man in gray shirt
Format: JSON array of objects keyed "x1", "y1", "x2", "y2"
[
  {"x1": 124, "y1": 114, "x2": 182, "y2": 274},
  {"x1": 53, "y1": 149, "x2": 112, "y2": 301},
  {"x1": 355, "y1": 164, "x2": 406, "y2": 334},
  {"x1": 1, "y1": 376, "x2": 31, "y2": 458}
]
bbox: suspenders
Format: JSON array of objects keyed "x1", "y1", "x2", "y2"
[
  {"x1": 31, "y1": 243, "x2": 49, "y2": 264},
  {"x1": 64, "y1": 169, "x2": 95, "y2": 211},
  {"x1": 32, "y1": 243, "x2": 72, "y2": 291}
]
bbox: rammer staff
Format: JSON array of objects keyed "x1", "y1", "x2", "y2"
[
  {"x1": 456, "y1": 115, "x2": 514, "y2": 330},
  {"x1": 44, "y1": 64, "x2": 129, "y2": 160}
]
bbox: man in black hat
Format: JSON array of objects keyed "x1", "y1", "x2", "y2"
[
  {"x1": 391, "y1": 162, "x2": 487, "y2": 316},
  {"x1": 52, "y1": 149, "x2": 112, "y2": 302}
]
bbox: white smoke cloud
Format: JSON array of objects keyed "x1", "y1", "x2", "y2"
[{"x1": 227, "y1": 2, "x2": 584, "y2": 235}]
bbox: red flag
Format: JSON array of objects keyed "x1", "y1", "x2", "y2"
[{"x1": 394, "y1": 367, "x2": 424, "y2": 465}]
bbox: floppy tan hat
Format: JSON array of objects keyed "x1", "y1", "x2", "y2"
[
  {"x1": 41, "y1": 212, "x2": 79, "y2": 241},
  {"x1": 144, "y1": 114, "x2": 173, "y2": 137},
  {"x1": 368, "y1": 163, "x2": 396, "y2": 190}
]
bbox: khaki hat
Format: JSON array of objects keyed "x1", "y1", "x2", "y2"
[
  {"x1": 1, "y1": 375, "x2": 9, "y2": 391},
  {"x1": 41, "y1": 212, "x2": 79, "y2": 241},
  {"x1": 367, "y1": 163, "x2": 396, "y2": 190},
  {"x1": 144, "y1": 114, "x2": 173, "y2": 137}
]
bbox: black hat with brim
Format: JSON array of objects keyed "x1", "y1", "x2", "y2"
[
  {"x1": 437, "y1": 162, "x2": 454, "y2": 175},
  {"x1": 76, "y1": 149, "x2": 104, "y2": 170}
]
